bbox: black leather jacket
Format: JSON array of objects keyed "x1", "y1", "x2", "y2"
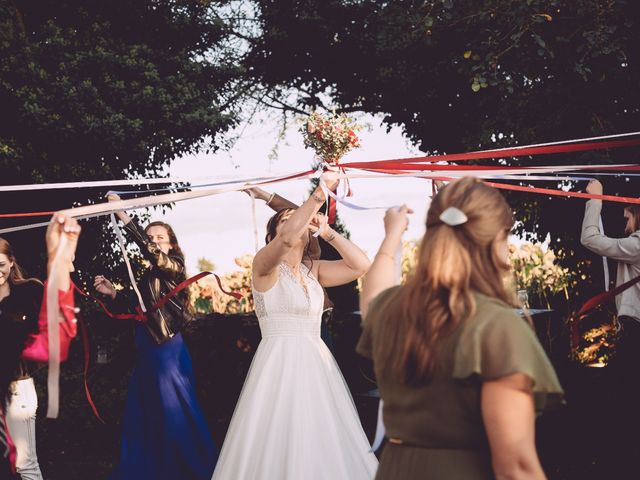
[{"x1": 122, "y1": 219, "x2": 192, "y2": 344}]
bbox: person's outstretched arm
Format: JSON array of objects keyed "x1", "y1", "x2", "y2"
[
  {"x1": 245, "y1": 187, "x2": 298, "y2": 211},
  {"x1": 252, "y1": 172, "x2": 338, "y2": 291},
  {"x1": 581, "y1": 180, "x2": 640, "y2": 261},
  {"x1": 359, "y1": 206, "x2": 411, "y2": 320},
  {"x1": 107, "y1": 193, "x2": 185, "y2": 279}
]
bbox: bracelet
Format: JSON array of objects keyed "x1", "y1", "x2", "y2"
[
  {"x1": 311, "y1": 192, "x2": 325, "y2": 203},
  {"x1": 324, "y1": 233, "x2": 336, "y2": 242},
  {"x1": 375, "y1": 251, "x2": 396, "y2": 261},
  {"x1": 266, "y1": 192, "x2": 276, "y2": 206}
]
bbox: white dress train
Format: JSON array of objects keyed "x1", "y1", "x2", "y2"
[{"x1": 212, "y1": 262, "x2": 378, "y2": 480}]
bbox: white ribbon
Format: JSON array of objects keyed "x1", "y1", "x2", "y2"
[
  {"x1": 0, "y1": 173, "x2": 279, "y2": 192},
  {"x1": 46, "y1": 234, "x2": 66, "y2": 418},
  {"x1": 248, "y1": 190, "x2": 260, "y2": 253},
  {"x1": 110, "y1": 214, "x2": 147, "y2": 312},
  {"x1": 599, "y1": 216, "x2": 610, "y2": 291},
  {"x1": 0, "y1": 130, "x2": 637, "y2": 194},
  {"x1": 0, "y1": 163, "x2": 634, "y2": 236},
  {"x1": 473, "y1": 130, "x2": 640, "y2": 154}
]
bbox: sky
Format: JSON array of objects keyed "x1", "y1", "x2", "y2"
[{"x1": 152, "y1": 113, "x2": 434, "y2": 275}]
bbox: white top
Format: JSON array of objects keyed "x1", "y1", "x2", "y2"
[{"x1": 253, "y1": 262, "x2": 325, "y2": 336}]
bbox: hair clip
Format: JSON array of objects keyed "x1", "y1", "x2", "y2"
[{"x1": 439, "y1": 207, "x2": 468, "y2": 226}]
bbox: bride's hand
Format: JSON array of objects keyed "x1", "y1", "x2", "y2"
[
  {"x1": 308, "y1": 213, "x2": 326, "y2": 234},
  {"x1": 319, "y1": 170, "x2": 340, "y2": 191}
]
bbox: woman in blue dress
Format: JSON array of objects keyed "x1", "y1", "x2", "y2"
[{"x1": 97, "y1": 193, "x2": 217, "y2": 480}]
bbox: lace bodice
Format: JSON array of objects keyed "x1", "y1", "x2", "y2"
[{"x1": 252, "y1": 263, "x2": 324, "y2": 337}]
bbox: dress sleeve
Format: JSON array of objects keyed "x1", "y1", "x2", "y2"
[{"x1": 453, "y1": 306, "x2": 564, "y2": 412}]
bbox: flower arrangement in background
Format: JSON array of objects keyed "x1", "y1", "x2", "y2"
[
  {"x1": 369, "y1": 240, "x2": 574, "y2": 306},
  {"x1": 508, "y1": 242, "x2": 573, "y2": 308},
  {"x1": 192, "y1": 254, "x2": 254, "y2": 314},
  {"x1": 300, "y1": 111, "x2": 361, "y2": 164}
]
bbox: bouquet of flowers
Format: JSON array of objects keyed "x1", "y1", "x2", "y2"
[{"x1": 300, "y1": 111, "x2": 361, "y2": 164}]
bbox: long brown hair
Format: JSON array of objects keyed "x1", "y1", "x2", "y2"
[
  {"x1": 377, "y1": 177, "x2": 515, "y2": 385},
  {"x1": 0, "y1": 237, "x2": 42, "y2": 286},
  {"x1": 265, "y1": 208, "x2": 316, "y2": 271},
  {"x1": 144, "y1": 221, "x2": 190, "y2": 307},
  {"x1": 145, "y1": 221, "x2": 185, "y2": 259},
  {"x1": 624, "y1": 205, "x2": 640, "y2": 233}
]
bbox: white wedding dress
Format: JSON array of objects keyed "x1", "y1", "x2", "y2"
[{"x1": 212, "y1": 262, "x2": 378, "y2": 480}]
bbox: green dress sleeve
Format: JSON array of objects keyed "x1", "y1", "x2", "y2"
[{"x1": 452, "y1": 300, "x2": 565, "y2": 412}]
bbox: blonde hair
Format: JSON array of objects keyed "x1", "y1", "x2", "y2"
[{"x1": 377, "y1": 177, "x2": 515, "y2": 384}]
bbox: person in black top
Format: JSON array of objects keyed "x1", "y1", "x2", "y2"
[
  {"x1": 0, "y1": 213, "x2": 80, "y2": 480},
  {"x1": 94, "y1": 193, "x2": 217, "y2": 480}
]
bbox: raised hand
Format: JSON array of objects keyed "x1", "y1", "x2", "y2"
[
  {"x1": 46, "y1": 213, "x2": 81, "y2": 264},
  {"x1": 94, "y1": 275, "x2": 117, "y2": 299},
  {"x1": 243, "y1": 187, "x2": 269, "y2": 201},
  {"x1": 384, "y1": 205, "x2": 412, "y2": 236},
  {"x1": 106, "y1": 191, "x2": 132, "y2": 224},
  {"x1": 308, "y1": 212, "x2": 333, "y2": 239},
  {"x1": 319, "y1": 170, "x2": 340, "y2": 192},
  {"x1": 586, "y1": 179, "x2": 603, "y2": 196}
]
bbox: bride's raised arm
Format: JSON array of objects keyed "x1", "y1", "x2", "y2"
[
  {"x1": 252, "y1": 171, "x2": 339, "y2": 290},
  {"x1": 313, "y1": 220, "x2": 371, "y2": 288}
]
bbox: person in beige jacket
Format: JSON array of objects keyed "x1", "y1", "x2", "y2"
[{"x1": 581, "y1": 178, "x2": 640, "y2": 471}]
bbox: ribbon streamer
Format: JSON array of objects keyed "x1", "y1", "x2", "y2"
[
  {"x1": 248, "y1": 190, "x2": 260, "y2": 253},
  {"x1": 110, "y1": 214, "x2": 147, "y2": 313},
  {"x1": 46, "y1": 235, "x2": 65, "y2": 418},
  {"x1": 343, "y1": 137, "x2": 640, "y2": 168},
  {"x1": 599, "y1": 217, "x2": 610, "y2": 291}
]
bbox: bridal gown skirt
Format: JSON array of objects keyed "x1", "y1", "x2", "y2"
[{"x1": 212, "y1": 319, "x2": 378, "y2": 480}]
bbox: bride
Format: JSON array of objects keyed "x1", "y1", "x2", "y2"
[{"x1": 212, "y1": 171, "x2": 378, "y2": 479}]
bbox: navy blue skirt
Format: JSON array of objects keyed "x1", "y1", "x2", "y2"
[{"x1": 110, "y1": 324, "x2": 217, "y2": 480}]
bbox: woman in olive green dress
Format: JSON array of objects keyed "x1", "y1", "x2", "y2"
[{"x1": 358, "y1": 177, "x2": 563, "y2": 480}]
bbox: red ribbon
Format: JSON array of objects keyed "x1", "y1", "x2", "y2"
[
  {"x1": 71, "y1": 272, "x2": 241, "y2": 422},
  {"x1": 360, "y1": 163, "x2": 640, "y2": 172},
  {"x1": 74, "y1": 271, "x2": 242, "y2": 323},
  {"x1": 327, "y1": 196, "x2": 337, "y2": 225},
  {"x1": 577, "y1": 275, "x2": 640, "y2": 317},
  {"x1": 2, "y1": 136, "x2": 640, "y2": 220},
  {"x1": 569, "y1": 273, "x2": 640, "y2": 352},
  {"x1": 484, "y1": 180, "x2": 640, "y2": 205},
  {"x1": 77, "y1": 317, "x2": 105, "y2": 424},
  {"x1": 343, "y1": 137, "x2": 640, "y2": 168},
  {"x1": 0, "y1": 211, "x2": 55, "y2": 218}
]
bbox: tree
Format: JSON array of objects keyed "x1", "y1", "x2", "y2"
[
  {"x1": 246, "y1": 0, "x2": 640, "y2": 304},
  {"x1": 0, "y1": 0, "x2": 247, "y2": 285}
]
